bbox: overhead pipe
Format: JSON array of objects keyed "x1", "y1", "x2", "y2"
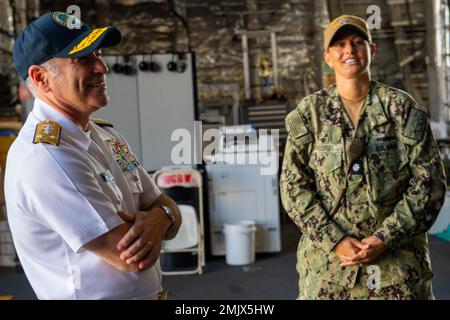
[{"x1": 168, "y1": 0, "x2": 192, "y2": 52}]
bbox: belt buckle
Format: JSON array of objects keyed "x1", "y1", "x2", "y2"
[{"x1": 159, "y1": 288, "x2": 169, "y2": 300}]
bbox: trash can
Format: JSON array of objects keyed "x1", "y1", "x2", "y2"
[{"x1": 223, "y1": 220, "x2": 257, "y2": 265}]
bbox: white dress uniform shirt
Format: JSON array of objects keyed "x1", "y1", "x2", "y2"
[{"x1": 4, "y1": 98, "x2": 163, "y2": 300}]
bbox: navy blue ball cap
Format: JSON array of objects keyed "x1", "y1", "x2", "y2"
[{"x1": 13, "y1": 11, "x2": 122, "y2": 80}]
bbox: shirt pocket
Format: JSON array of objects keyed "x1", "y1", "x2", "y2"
[
  {"x1": 310, "y1": 144, "x2": 344, "y2": 199},
  {"x1": 367, "y1": 141, "x2": 409, "y2": 202}
]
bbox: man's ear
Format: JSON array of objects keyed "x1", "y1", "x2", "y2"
[
  {"x1": 28, "y1": 65, "x2": 51, "y2": 93},
  {"x1": 323, "y1": 50, "x2": 332, "y2": 69}
]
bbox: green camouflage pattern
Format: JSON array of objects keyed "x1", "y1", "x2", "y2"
[{"x1": 280, "y1": 81, "x2": 446, "y2": 300}]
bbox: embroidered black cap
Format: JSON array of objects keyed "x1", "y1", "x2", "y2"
[{"x1": 13, "y1": 11, "x2": 122, "y2": 80}]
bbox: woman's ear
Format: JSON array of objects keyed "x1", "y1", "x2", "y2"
[
  {"x1": 323, "y1": 50, "x2": 332, "y2": 69},
  {"x1": 370, "y1": 43, "x2": 377, "y2": 59}
]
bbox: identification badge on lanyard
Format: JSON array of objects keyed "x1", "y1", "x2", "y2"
[{"x1": 101, "y1": 170, "x2": 115, "y2": 183}]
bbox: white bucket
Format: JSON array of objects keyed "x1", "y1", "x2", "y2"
[{"x1": 223, "y1": 220, "x2": 257, "y2": 265}]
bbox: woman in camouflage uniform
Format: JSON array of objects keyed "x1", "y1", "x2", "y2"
[{"x1": 280, "y1": 15, "x2": 446, "y2": 299}]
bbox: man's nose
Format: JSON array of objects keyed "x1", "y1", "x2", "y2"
[{"x1": 93, "y1": 56, "x2": 108, "y2": 74}]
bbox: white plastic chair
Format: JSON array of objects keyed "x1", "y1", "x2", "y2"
[{"x1": 163, "y1": 205, "x2": 199, "y2": 250}]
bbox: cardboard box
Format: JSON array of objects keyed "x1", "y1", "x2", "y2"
[
  {"x1": 0, "y1": 243, "x2": 15, "y2": 255},
  {"x1": 0, "y1": 220, "x2": 9, "y2": 232},
  {"x1": 0, "y1": 208, "x2": 5, "y2": 221},
  {"x1": 0, "y1": 232, "x2": 13, "y2": 243},
  {"x1": 0, "y1": 255, "x2": 16, "y2": 267},
  {"x1": 0, "y1": 137, "x2": 15, "y2": 173}
]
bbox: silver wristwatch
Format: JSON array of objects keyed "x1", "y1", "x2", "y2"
[{"x1": 160, "y1": 205, "x2": 176, "y2": 227}]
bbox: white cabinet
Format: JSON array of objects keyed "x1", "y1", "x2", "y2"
[
  {"x1": 429, "y1": 191, "x2": 450, "y2": 239},
  {"x1": 206, "y1": 164, "x2": 281, "y2": 255}
]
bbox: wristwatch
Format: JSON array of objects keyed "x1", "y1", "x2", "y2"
[{"x1": 160, "y1": 205, "x2": 176, "y2": 228}]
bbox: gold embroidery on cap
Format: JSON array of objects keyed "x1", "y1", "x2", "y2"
[{"x1": 69, "y1": 27, "x2": 108, "y2": 55}]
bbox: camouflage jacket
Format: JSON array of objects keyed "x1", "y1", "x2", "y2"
[{"x1": 280, "y1": 81, "x2": 446, "y2": 299}]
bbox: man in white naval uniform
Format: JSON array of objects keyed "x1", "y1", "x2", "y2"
[{"x1": 4, "y1": 12, "x2": 181, "y2": 299}]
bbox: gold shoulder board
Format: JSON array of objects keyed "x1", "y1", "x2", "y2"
[{"x1": 33, "y1": 120, "x2": 61, "y2": 146}]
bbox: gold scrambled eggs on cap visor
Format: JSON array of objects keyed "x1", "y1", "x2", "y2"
[{"x1": 54, "y1": 25, "x2": 122, "y2": 58}]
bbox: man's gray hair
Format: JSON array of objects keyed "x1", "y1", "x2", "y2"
[{"x1": 25, "y1": 59, "x2": 60, "y2": 97}]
